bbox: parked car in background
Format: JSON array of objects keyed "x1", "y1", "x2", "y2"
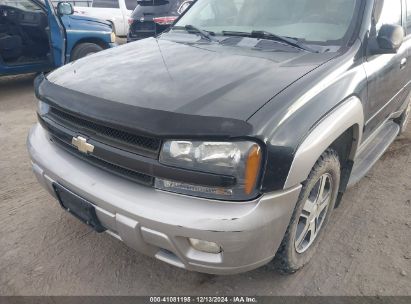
[
  {"x1": 127, "y1": 0, "x2": 192, "y2": 42},
  {"x1": 74, "y1": 0, "x2": 138, "y2": 37},
  {"x1": 0, "y1": 0, "x2": 116, "y2": 76}
]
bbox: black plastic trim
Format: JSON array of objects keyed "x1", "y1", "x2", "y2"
[
  {"x1": 48, "y1": 106, "x2": 161, "y2": 159},
  {"x1": 39, "y1": 115, "x2": 237, "y2": 188},
  {"x1": 35, "y1": 75, "x2": 253, "y2": 139}
]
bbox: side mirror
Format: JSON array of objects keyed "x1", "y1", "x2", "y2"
[
  {"x1": 57, "y1": 2, "x2": 74, "y2": 16},
  {"x1": 375, "y1": 24, "x2": 405, "y2": 54}
]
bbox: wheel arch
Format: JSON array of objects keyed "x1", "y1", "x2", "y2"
[
  {"x1": 284, "y1": 96, "x2": 364, "y2": 193},
  {"x1": 69, "y1": 38, "x2": 109, "y2": 60}
]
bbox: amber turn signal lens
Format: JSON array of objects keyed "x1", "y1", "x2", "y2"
[{"x1": 244, "y1": 145, "x2": 262, "y2": 195}]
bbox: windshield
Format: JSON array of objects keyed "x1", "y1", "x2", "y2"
[{"x1": 175, "y1": 0, "x2": 360, "y2": 45}]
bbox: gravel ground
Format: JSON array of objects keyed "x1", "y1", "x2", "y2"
[{"x1": 0, "y1": 74, "x2": 410, "y2": 296}]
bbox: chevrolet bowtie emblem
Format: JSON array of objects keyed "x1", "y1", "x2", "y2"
[{"x1": 72, "y1": 136, "x2": 94, "y2": 154}]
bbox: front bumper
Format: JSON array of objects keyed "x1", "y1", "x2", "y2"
[{"x1": 27, "y1": 123, "x2": 301, "y2": 275}]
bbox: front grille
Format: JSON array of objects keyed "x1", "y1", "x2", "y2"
[
  {"x1": 48, "y1": 107, "x2": 161, "y2": 157},
  {"x1": 39, "y1": 106, "x2": 161, "y2": 187},
  {"x1": 51, "y1": 134, "x2": 154, "y2": 186}
]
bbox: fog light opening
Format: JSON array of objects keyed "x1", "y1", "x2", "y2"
[{"x1": 189, "y1": 238, "x2": 222, "y2": 254}]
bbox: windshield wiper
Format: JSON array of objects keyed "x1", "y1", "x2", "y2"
[
  {"x1": 173, "y1": 25, "x2": 217, "y2": 42},
  {"x1": 221, "y1": 30, "x2": 317, "y2": 53},
  {"x1": 251, "y1": 31, "x2": 317, "y2": 53}
]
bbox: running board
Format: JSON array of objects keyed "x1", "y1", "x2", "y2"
[{"x1": 348, "y1": 121, "x2": 400, "y2": 188}]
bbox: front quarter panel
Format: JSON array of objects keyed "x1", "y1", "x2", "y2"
[
  {"x1": 61, "y1": 15, "x2": 113, "y2": 62},
  {"x1": 249, "y1": 40, "x2": 368, "y2": 191},
  {"x1": 284, "y1": 97, "x2": 364, "y2": 189}
]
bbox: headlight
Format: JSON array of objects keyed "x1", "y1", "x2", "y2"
[
  {"x1": 155, "y1": 141, "x2": 262, "y2": 201},
  {"x1": 110, "y1": 31, "x2": 116, "y2": 43}
]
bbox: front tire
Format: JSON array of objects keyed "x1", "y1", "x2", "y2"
[
  {"x1": 71, "y1": 43, "x2": 104, "y2": 61},
  {"x1": 274, "y1": 149, "x2": 341, "y2": 273}
]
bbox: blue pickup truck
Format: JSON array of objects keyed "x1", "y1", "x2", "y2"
[{"x1": 0, "y1": 0, "x2": 116, "y2": 76}]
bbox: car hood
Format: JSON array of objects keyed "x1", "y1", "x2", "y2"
[
  {"x1": 63, "y1": 15, "x2": 112, "y2": 32},
  {"x1": 47, "y1": 35, "x2": 335, "y2": 121}
]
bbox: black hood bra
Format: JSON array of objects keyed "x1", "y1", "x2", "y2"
[{"x1": 35, "y1": 74, "x2": 253, "y2": 139}]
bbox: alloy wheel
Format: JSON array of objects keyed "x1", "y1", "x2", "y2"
[{"x1": 294, "y1": 173, "x2": 333, "y2": 254}]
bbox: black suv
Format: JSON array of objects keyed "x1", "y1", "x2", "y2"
[
  {"x1": 30, "y1": 0, "x2": 411, "y2": 275},
  {"x1": 127, "y1": 0, "x2": 192, "y2": 42}
]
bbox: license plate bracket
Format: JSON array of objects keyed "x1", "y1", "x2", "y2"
[{"x1": 53, "y1": 183, "x2": 106, "y2": 233}]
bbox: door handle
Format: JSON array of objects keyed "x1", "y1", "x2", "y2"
[{"x1": 400, "y1": 58, "x2": 407, "y2": 69}]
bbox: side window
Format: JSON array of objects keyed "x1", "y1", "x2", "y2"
[
  {"x1": 376, "y1": 0, "x2": 402, "y2": 33},
  {"x1": 125, "y1": 0, "x2": 137, "y2": 10},
  {"x1": 92, "y1": 0, "x2": 120, "y2": 9}
]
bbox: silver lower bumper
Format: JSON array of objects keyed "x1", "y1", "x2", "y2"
[{"x1": 27, "y1": 123, "x2": 301, "y2": 275}]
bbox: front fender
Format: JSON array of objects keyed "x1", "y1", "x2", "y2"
[
  {"x1": 61, "y1": 15, "x2": 113, "y2": 61},
  {"x1": 284, "y1": 96, "x2": 364, "y2": 189}
]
